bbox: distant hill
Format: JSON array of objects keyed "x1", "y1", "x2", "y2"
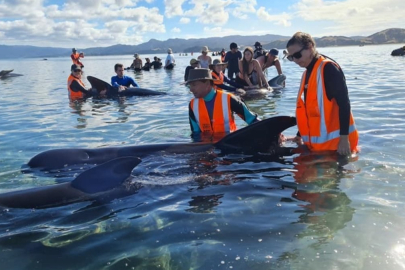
[{"x1": 0, "y1": 28, "x2": 404, "y2": 59}]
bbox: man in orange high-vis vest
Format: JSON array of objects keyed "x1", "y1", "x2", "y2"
[
  {"x1": 71, "y1": 48, "x2": 84, "y2": 68},
  {"x1": 186, "y1": 69, "x2": 259, "y2": 142},
  {"x1": 285, "y1": 32, "x2": 358, "y2": 155}
]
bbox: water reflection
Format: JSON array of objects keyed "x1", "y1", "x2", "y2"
[
  {"x1": 186, "y1": 194, "x2": 224, "y2": 213},
  {"x1": 276, "y1": 152, "x2": 359, "y2": 267}
]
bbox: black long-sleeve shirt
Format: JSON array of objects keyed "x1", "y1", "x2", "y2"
[
  {"x1": 300, "y1": 55, "x2": 351, "y2": 135},
  {"x1": 70, "y1": 79, "x2": 92, "y2": 98}
]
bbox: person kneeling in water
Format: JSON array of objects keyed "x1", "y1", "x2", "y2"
[
  {"x1": 111, "y1": 63, "x2": 140, "y2": 92},
  {"x1": 209, "y1": 59, "x2": 245, "y2": 95}
]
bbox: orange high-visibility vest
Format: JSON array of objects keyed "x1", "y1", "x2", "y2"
[
  {"x1": 190, "y1": 90, "x2": 236, "y2": 134},
  {"x1": 296, "y1": 56, "x2": 358, "y2": 152},
  {"x1": 67, "y1": 74, "x2": 86, "y2": 100},
  {"x1": 212, "y1": 71, "x2": 224, "y2": 91}
]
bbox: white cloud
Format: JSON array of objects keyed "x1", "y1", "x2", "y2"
[
  {"x1": 232, "y1": 0, "x2": 257, "y2": 20},
  {"x1": 171, "y1": 27, "x2": 181, "y2": 32},
  {"x1": 256, "y1": 7, "x2": 292, "y2": 27},
  {"x1": 179, "y1": 17, "x2": 190, "y2": 24},
  {"x1": 184, "y1": 0, "x2": 232, "y2": 25},
  {"x1": 0, "y1": 1, "x2": 165, "y2": 47},
  {"x1": 291, "y1": 0, "x2": 405, "y2": 35},
  {"x1": 164, "y1": 0, "x2": 186, "y2": 18}
]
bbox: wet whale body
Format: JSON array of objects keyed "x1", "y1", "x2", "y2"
[
  {"x1": 391, "y1": 47, "x2": 405, "y2": 56},
  {"x1": 0, "y1": 116, "x2": 296, "y2": 209},
  {"x1": 0, "y1": 69, "x2": 23, "y2": 79},
  {"x1": 268, "y1": 74, "x2": 286, "y2": 90},
  {"x1": 0, "y1": 157, "x2": 141, "y2": 209},
  {"x1": 87, "y1": 76, "x2": 166, "y2": 97}
]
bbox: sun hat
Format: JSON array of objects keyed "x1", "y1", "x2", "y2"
[
  {"x1": 185, "y1": 69, "x2": 215, "y2": 84},
  {"x1": 201, "y1": 46, "x2": 209, "y2": 53},
  {"x1": 134, "y1": 53, "x2": 139, "y2": 58},
  {"x1": 209, "y1": 59, "x2": 227, "y2": 69},
  {"x1": 190, "y1": 58, "x2": 199, "y2": 65},
  {"x1": 167, "y1": 48, "x2": 173, "y2": 54},
  {"x1": 269, "y1": 48, "x2": 279, "y2": 56},
  {"x1": 71, "y1": 64, "x2": 82, "y2": 71},
  {"x1": 72, "y1": 48, "x2": 77, "y2": 52}
]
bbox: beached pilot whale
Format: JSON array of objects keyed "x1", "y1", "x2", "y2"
[
  {"x1": 28, "y1": 116, "x2": 296, "y2": 171},
  {"x1": 87, "y1": 76, "x2": 166, "y2": 97},
  {"x1": 0, "y1": 69, "x2": 23, "y2": 79},
  {"x1": 0, "y1": 157, "x2": 142, "y2": 209},
  {"x1": 0, "y1": 116, "x2": 296, "y2": 209}
]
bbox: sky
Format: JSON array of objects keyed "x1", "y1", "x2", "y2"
[{"x1": 0, "y1": 0, "x2": 404, "y2": 48}]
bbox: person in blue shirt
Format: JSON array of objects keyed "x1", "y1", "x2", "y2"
[{"x1": 111, "y1": 63, "x2": 139, "y2": 91}]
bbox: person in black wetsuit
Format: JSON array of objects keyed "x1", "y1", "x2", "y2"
[
  {"x1": 224, "y1": 42, "x2": 242, "y2": 79},
  {"x1": 284, "y1": 32, "x2": 359, "y2": 155}
]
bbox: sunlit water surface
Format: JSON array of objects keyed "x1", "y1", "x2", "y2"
[{"x1": 1, "y1": 45, "x2": 405, "y2": 270}]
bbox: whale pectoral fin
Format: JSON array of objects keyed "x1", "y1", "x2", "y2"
[
  {"x1": 71, "y1": 157, "x2": 142, "y2": 194},
  {"x1": 215, "y1": 116, "x2": 296, "y2": 153}
]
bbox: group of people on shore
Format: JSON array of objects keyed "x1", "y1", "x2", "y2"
[{"x1": 67, "y1": 31, "x2": 359, "y2": 157}]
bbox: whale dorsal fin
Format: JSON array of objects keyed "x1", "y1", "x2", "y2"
[
  {"x1": 87, "y1": 75, "x2": 114, "y2": 91},
  {"x1": 71, "y1": 157, "x2": 141, "y2": 194},
  {"x1": 214, "y1": 116, "x2": 296, "y2": 153}
]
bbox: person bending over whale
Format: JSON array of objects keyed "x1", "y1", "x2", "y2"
[
  {"x1": 67, "y1": 64, "x2": 105, "y2": 101},
  {"x1": 111, "y1": 63, "x2": 140, "y2": 92},
  {"x1": 187, "y1": 69, "x2": 259, "y2": 142},
  {"x1": 256, "y1": 48, "x2": 283, "y2": 76}
]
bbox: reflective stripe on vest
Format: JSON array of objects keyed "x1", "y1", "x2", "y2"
[{"x1": 191, "y1": 90, "x2": 235, "y2": 133}]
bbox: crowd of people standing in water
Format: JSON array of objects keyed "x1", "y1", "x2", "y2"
[{"x1": 67, "y1": 31, "x2": 359, "y2": 156}]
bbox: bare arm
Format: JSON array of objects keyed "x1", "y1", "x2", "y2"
[
  {"x1": 274, "y1": 59, "x2": 283, "y2": 75},
  {"x1": 254, "y1": 60, "x2": 269, "y2": 88}
]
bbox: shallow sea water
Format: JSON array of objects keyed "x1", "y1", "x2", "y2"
[{"x1": 1, "y1": 44, "x2": 405, "y2": 269}]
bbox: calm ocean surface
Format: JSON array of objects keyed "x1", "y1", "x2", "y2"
[{"x1": 1, "y1": 44, "x2": 405, "y2": 270}]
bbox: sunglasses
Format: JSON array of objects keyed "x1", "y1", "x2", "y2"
[
  {"x1": 73, "y1": 69, "x2": 82, "y2": 72},
  {"x1": 287, "y1": 47, "x2": 306, "y2": 61}
]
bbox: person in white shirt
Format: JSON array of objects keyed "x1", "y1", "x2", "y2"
[{"x1": 165, "y1": 48, "x2": 176, "y2": 69}]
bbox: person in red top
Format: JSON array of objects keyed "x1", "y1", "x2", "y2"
[{"x1": 70, "y1": 48, "x2": 84, "y2": 68}]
